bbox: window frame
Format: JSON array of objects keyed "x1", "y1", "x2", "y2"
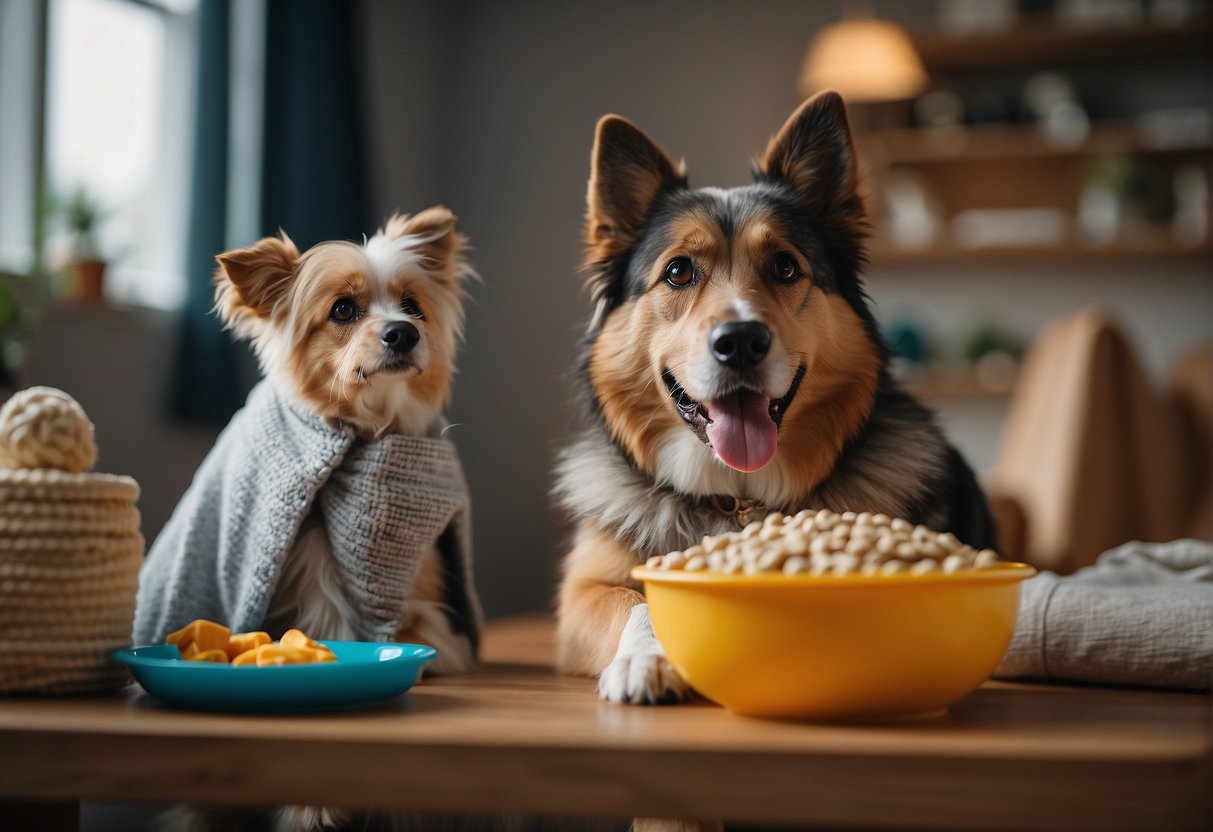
[{"x1": 0, "y1": 0, "x2": 198, "y2": 310}]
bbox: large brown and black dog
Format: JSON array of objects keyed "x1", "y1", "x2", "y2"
[{"x1": 553, "y1": 91, "x2": 996, "y2": 708}]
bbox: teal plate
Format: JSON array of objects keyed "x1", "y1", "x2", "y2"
[{"x1": 113, "y1": 641, "x2": 437, "y2": 714}]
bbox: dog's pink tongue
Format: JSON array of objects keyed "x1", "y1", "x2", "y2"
[{"x1": 704, "y1": 391, "x2": 777, "y2": 473}]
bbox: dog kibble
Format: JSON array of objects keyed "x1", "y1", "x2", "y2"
[
  {"x1": 844, "y1": 538, "x2": 869, "y2": 557},
  {"x1": 783, "y1": 556, "x2": 808, "y2": 575},
  {"x1": 647, "y1": 509, "x2": 1005, "y2": 577},
  {"x1": 782, "y1": 533, "x2": 808, "y2": 557},
  {"x1": 942, "y1": 553, "x2": 971, "y2": 573},
  {"x1": 755, "y1": 547, "x2": 785, "y2": 570},
  {"x1": 974, "y1": 549, "x2": 1000, "y2": 569}
]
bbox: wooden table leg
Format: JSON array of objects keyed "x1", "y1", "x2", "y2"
[{"x1": 0, "y1": 800, "x2": 79, "y2": 832}]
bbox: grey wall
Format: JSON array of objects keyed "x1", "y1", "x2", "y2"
[{"x1": 360, "y1": 0, "x2": 1212, "y2": 619}]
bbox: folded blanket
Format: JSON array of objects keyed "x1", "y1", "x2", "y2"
[
  {"x1": 995, "y1": 539, "x2": 1213, "y2": 690},
  {"x1": 133, "y1": 381, "x2": 481, "y2": 649}
]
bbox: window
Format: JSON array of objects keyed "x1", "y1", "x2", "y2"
[{"x1": 1, "y1": 0, "x2": 197, "y2": 309}]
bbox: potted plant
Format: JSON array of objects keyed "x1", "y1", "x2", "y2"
[{"x1": 60, "y1": 187, "x2": 107, "y2": 303}]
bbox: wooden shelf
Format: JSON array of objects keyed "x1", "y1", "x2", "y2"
[
  {"x1": 869, "y1": 237, "x2": 1212, "y2": 265},
  {"x1": 860, "y1": 17, "x2": 1212, "y2": 268},
  {"x1": 861, "y1": 123, "x2": 1213, "y2": 166},
  {"x1": 914, "y1": 16, "x2": 1212, "y2": 73},
  {"x1": 904, "y1": 376, "x2": 1013, "y2": 400}
]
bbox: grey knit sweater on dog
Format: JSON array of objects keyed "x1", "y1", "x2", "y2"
[{"x1": 132, "y1": 380, "x2": 480, "y2": 649}]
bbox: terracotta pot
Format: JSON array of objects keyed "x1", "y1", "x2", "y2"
[{"x1": 72, "y1": 260, "x2": 106, "y2": 303}]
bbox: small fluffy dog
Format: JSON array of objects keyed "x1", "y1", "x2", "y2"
[
  {"x1": 554, "y1": 92, "x2": 997, "y2": 713},
  {"x1": 158, "y1": 209, "x2": 476, "y2": 832},
  {"x1": 214, "y1": 207, "x2": 476, "y2": 673}
]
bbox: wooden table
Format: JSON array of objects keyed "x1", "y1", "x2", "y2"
[{"x1": 0, "y1": 616, "x2": 1208, "y2": 831}]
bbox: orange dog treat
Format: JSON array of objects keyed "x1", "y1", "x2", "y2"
[
  {"x1": 226, "y1": 631, "x2": 271, "y2": 660},
  {"x1": 279, "y1": 628, "x2": 336, "y2": 662},
  {"x1": 280, "y1": 628, "x2": 317, "y2": 649},
  {"x1": 166, "y1": 619, "x2": 337, "y2": 665},
  {"x1": 191, "y1": 648, "x2": 229, "y2": 663},
  {"x1": 231, "y1": 648, "x2": 259, "y2": 667},
  {"x1": 167, "y1": 619, "x2": 231, "y2": 653},
  {"x1": 255, "y1": 644, "x2": 320, "y2": 667}
]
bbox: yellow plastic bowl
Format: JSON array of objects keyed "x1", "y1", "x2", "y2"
[{"x1": 632, "y1": 562, "x2": 1035, "y2": 720}]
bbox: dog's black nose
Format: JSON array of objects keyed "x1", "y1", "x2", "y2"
[
  {"x1": 710, "y1": 320, "x2": 771, "y2": 370},
  {"x1": 380, "y1": 321, "x2": 419, "y2": 353}
]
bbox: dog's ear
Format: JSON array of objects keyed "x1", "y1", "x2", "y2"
[
  {"x1": 214, "y1": 232, "x2": 299, "y2": 321},
  {"x1": 586, "y1": 115, "x2": 683, "y2": 258},
  {"x1": 385, "y1": 206, "x2": 465, "y2": 268},
  {"x1": 758, "y1": 91, "x2": 864, "y2": 225}
]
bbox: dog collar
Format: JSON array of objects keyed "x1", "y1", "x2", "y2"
[{"x1": 707, "y1": 495, "x2": 769, "y2": 529}]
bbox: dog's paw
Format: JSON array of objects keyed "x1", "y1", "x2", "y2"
[{"x1": 598, "y1": 649, "x2": 691, "y2": 705}]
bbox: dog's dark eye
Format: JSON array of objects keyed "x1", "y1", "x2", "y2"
[
  {"x1": 400, "y1": 297, "x2": 423, "y2": 318},
  {"x1": 329, "y1": 298, "x2": 360, "y2": 323},
  {"x1": 772, "y1": 253, "x2": 800, "y2": 284},
  {"x1": 664, "y1": 257, "x2": 695, "y2": 288}
]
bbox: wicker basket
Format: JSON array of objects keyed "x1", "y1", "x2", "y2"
[{"x1": 0, "y1": 389, "x2": 143, "y2": 695}]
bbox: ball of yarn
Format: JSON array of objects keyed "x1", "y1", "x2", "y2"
[{"x1": 0, "y1": 387, "x2": 97, "y2": 473}]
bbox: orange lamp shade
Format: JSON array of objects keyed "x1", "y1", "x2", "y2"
[{"x1": 800, "y1": 18, "x2": 928, "y2": 102}]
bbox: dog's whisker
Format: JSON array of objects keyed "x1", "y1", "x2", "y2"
[
  {"x1": 638, "y1": 403, "x2": 666, "y2": 434},
  {"x1": 330, "y1": 350, "x2": 359, "y2": 404},
  {"x1": 629, "y1": 376, "x2": 658, "y2": 407}
]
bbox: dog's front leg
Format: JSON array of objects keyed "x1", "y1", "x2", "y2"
[
  {"x1": 598, "y1": 602, "x2": 689, "y2": 704},
  {"x1": 556, "y1": 524, "x2": 690, "y2": 704}
]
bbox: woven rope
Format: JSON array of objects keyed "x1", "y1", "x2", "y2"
[
  {"x1": 0, "y1": 661, "x2": 130, "y2": 679},
  {"x1": 1, "y1": 572, "x2": 139, "y2": 596},
  {"x1": 0, "y1": 469, "x2": 139, "y2": 502},
  {"x1": 0, "y1": 665, "x2": 129, "y2": 695},
  {"x1": 0, "y1": 600, "x2": 134, "y2": 636},
  {"x1": 1, "y1": 590, "x2": 139, "y2": 615},
  {"x1": 1, "y1": 587, "x2": 139, "y2": 613},
  {"x1": 0, "y1": 614, "x2": 135, "y2": 643},
  {"x1": 0, "y1": 499, "x2": 138, "y2": 521},
  {"x1": 0, "y1": 630, "x2": 137, "y2": 696},
  {"x1": 1, "y1": 564, "x2": 140, "y2": 597},
  {"x1": 0, "y1": 533, "x2": 145, "y2": 557},
  {"x1": 0, "y1": 508, "x2": 141, "y2": 537},
  {"x1": 0, "y1": 388, "x2": 142, "y2": 695},
  {"x1": 0, "y1": 545, "x2": 139, "y2": 609},
  {"x1": 0, "y1": 546, "x2": 139, "y2": 693},
  {"x1": 0, "y1": 551, "x2": 140, "y2": 578},
  {"x1": 0, "y1": 387, "x2": 96, "y2": 473}
]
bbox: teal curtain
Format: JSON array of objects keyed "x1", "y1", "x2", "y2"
[
  {"x1": 173, "y1": 0, "x2": 250, "y2": 424},
  {"x1": 262, "y1": 0, "x2": 370, "y2": 250},
  {"x1": 173, "y1": 0, "x2": 370, "y2": 423}
]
